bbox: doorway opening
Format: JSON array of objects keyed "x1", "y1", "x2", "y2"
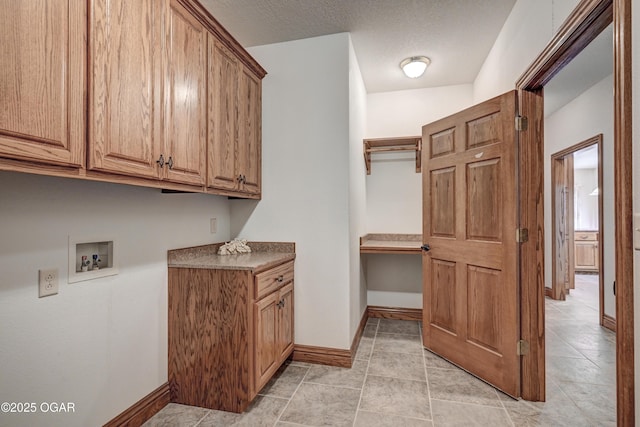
[{"x1": 550, "y1": 135, "x2": 611, "y2": 331}]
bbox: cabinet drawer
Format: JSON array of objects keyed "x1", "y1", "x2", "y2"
[
  {"x1": 575, "y1": 231, "x2": 598, "y2": 241},
  {"x1": 255, "y1": 261, "x2": 294, "y2": 300}
]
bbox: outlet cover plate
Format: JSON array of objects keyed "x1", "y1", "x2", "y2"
[{"x1": 39, "y1": 268, "x2": 59, "y2": 297}]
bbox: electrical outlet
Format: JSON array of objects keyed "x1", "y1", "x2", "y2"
[
  {"x1": 210, "y1": 218, "x2": 217, "y2": 234},
  {"x1": 39, "y1": 268, "x2": 59, "y2": 298}
]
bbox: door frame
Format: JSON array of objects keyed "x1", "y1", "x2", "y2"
[
  {"x1": 516, "y1": 0, "x2": 633, "y2": 423},
  {"x1": 550, "y1": 135, "x2": 603, "y2": 304}
]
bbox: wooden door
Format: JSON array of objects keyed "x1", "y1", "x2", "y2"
[
  {"x1": 0, "y1": 0, "x2": 85, "y2": 167},
  {"x1": 422, "y1": 91, "x2": 519, "y2": 397},
  {"x1": 237, "y1": 66, "x2": 262, "y2": 196},
  {"x1": 254, "y1": 291, "x2": 278, "y2": 391},
  {"x1": 207, "y1": 36, "x2": 239, "y2": 192},
  {"x1": 163, "y1": 0, "x2": 206, "y2": 185},
  {"x1": 89, "y1": 0, "x2": 163, "y2": 178},
  {"x1": 277, "y1": 283, "x2": 294, "y2": 360}
]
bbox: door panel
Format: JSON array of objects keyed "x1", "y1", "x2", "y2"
[
  {"x1": 164, "y1": 0, "x2": 206, "y2": 185},
  {"x1": 208, "y1": 36, "x2": 239, "y2": 191},
  {"x1": 422, "y1": 91, "x2": 519, "y2": 397},
  {"x1": 89, "y1": 0, "x2": 162, "y2": 177}
]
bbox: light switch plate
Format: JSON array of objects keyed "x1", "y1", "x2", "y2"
[{"x1": 634, "y1": 214, "x2": 640, "y2": 250}]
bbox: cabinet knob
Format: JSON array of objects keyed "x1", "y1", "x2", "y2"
[
  {"x1": 277, "y1": 299, "x2": 285, "y2": 308},
  {"x1": 276, "y1": 275, "x2": 284, "y2": 283},
  {"x1": 167, "y1": 156, "x2": 174, "y2": 170},
  {"x1": 156, "y1": 154, "x2": 165, "y2": 168}
]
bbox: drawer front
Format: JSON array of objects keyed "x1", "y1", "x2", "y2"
[
  {"x1": 255, "y1": 261, "x2": 294, "y2": 300},
  {"x1": 575, "y1": 231, "x2": 598, "y2": 241}
]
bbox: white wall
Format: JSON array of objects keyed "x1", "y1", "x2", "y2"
[
  {"x1": 348, "y1": 37, "x2": 368, "y2": 338},
  {"x1": 574, "y1": 168, "x2": 599, "y2": 231},
  {"x1": 0, "y1": 172, "x2": 231, "y2": 427},
  {"x1": 544, "y1": 74, "x2": 615, "y2": 317},
  {"x1": 364, "y1": 84, "x2": 473, "y2": 308},
  {"x1": 231, "y1": 33, "x2": 354, "y2": 349},
  {"x1": 473, "y1": 0, "x2": 580, "y2": 103}
]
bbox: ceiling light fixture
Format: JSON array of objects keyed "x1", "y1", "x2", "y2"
[{"x1": 400, "y1": 56, "x2": 431, "y2": 78}]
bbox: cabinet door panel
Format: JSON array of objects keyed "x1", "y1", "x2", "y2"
[
  {"x1": 237, "y1": 67, "x2": 261, "y2": 195},
  {"x1": 207, "y1": 37, "x2": 239, "y2": 191},
  {"x1": 89, "y1": 0, "x2": 162, "y2": 178},
  {"x1": 0, "y1": 0, "x2": 84, "y2": 167},
  {"x1": 254, "y1": 291, "x2": 279, "y2": 392},
  {"x1": 278, "y1": 284, "x2": 294, "y2": 360},
  {"x1": 164, "y1": 0, "x2": 206, "y2": 185}
]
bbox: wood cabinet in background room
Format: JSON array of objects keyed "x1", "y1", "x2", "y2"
[
  {"x1": 207, "y1": 37, "x2": 262, "y2": 198},
  {"x1": 89, "y1": 0, "x2": 206, "y2": 186},
  {"x1": 574, "y1": 231, "x2": 599, "y2": 272},
  {"x1": 0, "y1": 0, "x2": 85, "y2": 168}
]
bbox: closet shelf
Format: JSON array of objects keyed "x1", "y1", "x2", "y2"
[
  {"x1": 360, "y1": 234, "x2": 422, "y2": 254},
  {"x1": 363, "y1": 136, "x2": 422, "y2": 175}
]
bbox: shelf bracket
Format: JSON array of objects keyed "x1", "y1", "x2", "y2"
[{"x1": 363, "y1": 136, "x2": 422, "y2": 175}]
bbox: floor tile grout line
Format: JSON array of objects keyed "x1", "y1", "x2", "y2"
[
  {"x1": 272, "y1": 364, "x2": 312, "y2": 427},
  {"x1": 192, "y1": 408, "x2": 212, "y2": 427},
  {"x1": 353, "y1": 319, "x2": 377, "y2": 427},
  {"x1": 420, "y1": 324, "x2": 435, "y2": 425}
]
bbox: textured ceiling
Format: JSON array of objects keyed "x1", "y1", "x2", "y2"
[{"x1": 200, "y1": 0, "x2": 517, "y2": 93}]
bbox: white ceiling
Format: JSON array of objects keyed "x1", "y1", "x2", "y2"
[{"x1": 200, "y1": 0, "x2": 517, "y2": 93}]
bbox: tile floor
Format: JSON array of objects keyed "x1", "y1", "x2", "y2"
[{"x1": 145, "y1": 274, "x2": 615, "y2": 426}]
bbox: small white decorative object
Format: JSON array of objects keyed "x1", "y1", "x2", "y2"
[{"x1": 218, "y1": 239, "x2": 252, "y2": 255}]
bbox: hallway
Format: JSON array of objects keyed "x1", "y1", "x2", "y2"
[{"x1": 145, "y1": 275, "x2": 615, "y2": 426}]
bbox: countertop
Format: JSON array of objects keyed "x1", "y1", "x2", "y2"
[
  {"x1": 168, "y1": 241, "x2": 295, "y2": 272},
  {"x1": 359, "y1": 234, "x2": 422, "y2": 254}
]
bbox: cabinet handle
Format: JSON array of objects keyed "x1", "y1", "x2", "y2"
[
  {"x1": 237, "y1": 174, "x2": 244, "y2": 183},
  {"x1": 276, "y1": 275, "x2": 284, "y2": 283},
  {"x1": 167, "y1": 156, "x2": 174, "y2": 170},
  {"x1": 277, "y1": 299, "x2": 285, "y2": 308},
  {"x1": 156, "y1": 154, "x2": 165, "y2": 168}
]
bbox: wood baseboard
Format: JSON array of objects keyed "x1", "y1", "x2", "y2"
[
  {"x1": 103, "y1": 382, "x2": 170, "y2": 427},
  {"x1": 603, "y1": 314, "x2": 617, "y2": 332},
  {"x1": 293, "y1": 305, "x2": 422, "y2": 368},
  {"x1": 292, "y1": 344, "x2": 352, "y2": 368},
  {"x1": 350, "y1": 309, "x2": 369, "y2": 363},
  {"x1": 367, "y1": 305, "x2": 422, "y2": 321},
  {"x1": 545, "y1": 287, "x2": 552, "y2": 298}
]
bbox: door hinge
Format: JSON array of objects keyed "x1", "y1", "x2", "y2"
[
  {"x1": 516, "y1": 228, "x2": 529, "y2": 243},
  {"x1": 517, "y1": 339, "x2": 530, "y2": 356},
  {"x1": 515, "y1": 115, "x2": 528, "y2": 131}
]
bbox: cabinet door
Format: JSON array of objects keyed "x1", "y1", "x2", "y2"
[
  {"x1": 575, "y1": 241, "x2": 597, "y2": 270},
  {"x1": 163, "y1": 0, "x2": 207, "y2": 186},
  {"x1": 254, "y1": 291, "x2": 279, "y2": 391},
  {"x1": 89, "y1": 0, "x2": 163, "y2": 178},
  {"x1": 277, "y1": 283, "x2": 294, "y2": 360},
  {"x1": 207, "y1": 36, "x2": 239, "y2": 191},
  {"x1": 237, "y1": 66, "x2": 262, "y2": 196},
  {"x1": 0, "y1": 0, "x2": 84, "y2": 167}
]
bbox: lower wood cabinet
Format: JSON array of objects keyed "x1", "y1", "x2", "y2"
[
  {"x1": 169, "y1": 259, "x2": 294, "y2": 413},
  {"x1": 574, "y1": 231, "x2": 599, "y2": 272}
]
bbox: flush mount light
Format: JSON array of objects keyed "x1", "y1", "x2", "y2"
[{"x1": 400, "y1": 56, "x2": 431, "y2": 78}]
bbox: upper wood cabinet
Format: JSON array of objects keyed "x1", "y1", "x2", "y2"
[
  {"x1": 163, "y1": 0, "x2": 207, "y2": 186},
  {"x1": 2, "y1": 0, "x2": 264, "y2": 194},
  {"x1": 89, "y1": 0, "x2": 207, "y2": 186},
  {"x1": 207, "y1": 37, "x2": 239, "y2": 192},
  {"x1": 89, "y1": 0, "x2": 164, "y2": 179},
  {"x1": 207, "y1": 36, "x2": 262, "y2": 198},
  {"x1": 0, "y1": 0, "x2": 85, "y2": 167}
]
